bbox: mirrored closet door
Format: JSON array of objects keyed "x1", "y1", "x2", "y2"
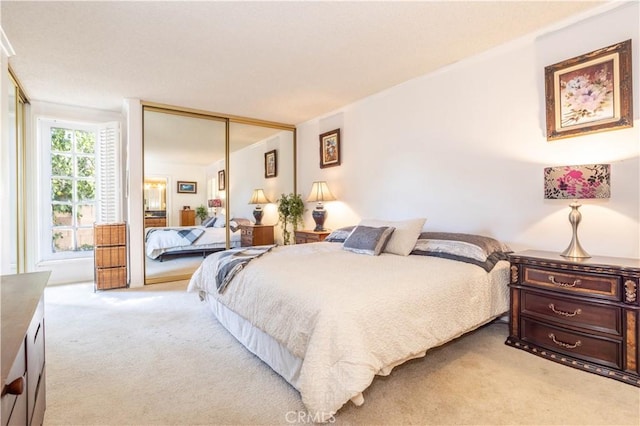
[
  {"x1": 143, "y1": 107, "x2": 227, "y2": 284},
  {"x1": 142, "y1": 105, "x2": 295, "y2": 285},
  {"x1": 228, "y1": 122, "x2": 295, "y2": 245}
]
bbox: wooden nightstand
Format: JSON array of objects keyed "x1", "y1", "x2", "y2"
[
  {"x1": 506, "y1": 250, "x2": 640, "y2": 387},
  {"x1": 240, "y1": 224, "x2": 274, "y2": 247},
  {"x1": 295, "y1": 230, "x2": 330, "y2": 244},
  {"x1": 180, "y1": 209, "x2": 195, "y2": 226}
]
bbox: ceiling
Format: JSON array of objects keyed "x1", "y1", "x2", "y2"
[{"x1": 2, "y1": 1, "x2": 607, "y2": 126}]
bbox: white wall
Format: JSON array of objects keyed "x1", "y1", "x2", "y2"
[
  {"x1": 297, "y1": 2, "x2": 640, "y2": 259},
  {"x1": 144, "y1": 162, "x2": 208, "y2": 226}
]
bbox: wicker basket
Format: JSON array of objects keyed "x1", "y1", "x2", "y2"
[
  {"x1": 95, "y1": 246, "x2": 127, "y2": 268},
  {"x1": 95, "y1": 267, "x2": 127, "y2": 290},
  {"x1": 94, "y1": 223, "x2": 126, "y2": 246}
]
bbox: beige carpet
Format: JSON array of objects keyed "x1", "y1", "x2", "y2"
[{"x1": 43, "y1": 280, "x2": 640, "y2": 425}]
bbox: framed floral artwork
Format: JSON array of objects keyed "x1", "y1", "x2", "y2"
[
  {"x1": 319, "y1": 129, "x2": 341, "y2": 168},
  {"x1": 545, "y1": 39, "x2": 633, "y2": 141},
  {"x1": 264, "y1": 149, "x2": 277, "y2": 178}
]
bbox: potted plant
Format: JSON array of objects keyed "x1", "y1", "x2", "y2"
[
  {"x1": 277, "y1": 193, "x2": 305, "y2": 244},
  {"x1": 195, "y1": 204, "x2": 208, "y2": 224}
]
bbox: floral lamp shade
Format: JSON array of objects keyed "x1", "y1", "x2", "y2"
[
  {"x1": 544, "y1": 164, "x2": 610, "y2": 200},
  {"x1": 208, "y1": 198, "x2": 223, "y2": 208},
  {"x1": 543, "y1": 163, "x2": 610, "y2": 259}
]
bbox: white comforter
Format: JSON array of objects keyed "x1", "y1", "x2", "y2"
[
  {"x1": 188, "y1": 242, "x2": 509, "y2": 419},
  {"x1": 145, "y1": 226, "x2": 239, "y2": 259}
]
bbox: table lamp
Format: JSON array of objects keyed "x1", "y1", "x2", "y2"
[
  {"x1": 208, "y1": 198, "x2": 222, "y2": 215},
  {"x1": 544, "y1": 164, "x2": 610, "y2": 258},
  {"x1": 248, "y1": 189, "x2": 271, "y2": 225},
  {"x1": 306, "y1": 181, "x2": 336, "y2": 231}
]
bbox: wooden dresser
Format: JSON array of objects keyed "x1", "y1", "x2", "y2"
[
  {"x1": 1, "y1": 271, "x2": 50, "y2": 426},
  {"x1": 294, "y1": 230, "x2": 330, "y2": 244},
  {"x1": 240, "y1": 224, "x2": 274, "y2": 247},
  {"x1": 94, "y1": 223, "x2": 128, "y2": 291},
  {"x1": 180, "y1": 209, "x2": 195, "y2": 226},
  {"x1": 506, "y1": 250, "x2": 640, "y2": 387},
  {"x1": 144, "y1": 217, "x2": 166, "y2": 228}
]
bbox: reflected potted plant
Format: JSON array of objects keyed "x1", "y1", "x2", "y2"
[
  {"x1": 277, "y1": 193, "x2": 305, "y2": 245},
  {"x1": 195, "y1": 205, "x2": 208, "y2": 224}
]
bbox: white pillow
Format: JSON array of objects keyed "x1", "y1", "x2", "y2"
[{"x1": 358, "y1": 218, "x2": 426, "y2": 256}]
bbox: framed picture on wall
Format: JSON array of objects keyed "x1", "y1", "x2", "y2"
[
  {"x1": 319, "y1": 128, "x2": 341, "y2": 168},
  {"x1": 177, "y1": 181, "x2": 197, "y2": 194},
  {"x1": 265, "y1": 149, "x2": 277, "y2": 178},
  {"x1": 218, "y1": 170, "x2": 225, "y2": 191},
  {"x1": 545, "y1": 39, "x2": 633, "y2": 141}
]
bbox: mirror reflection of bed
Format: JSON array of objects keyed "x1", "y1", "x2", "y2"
[{"x1": 142, "y1": 105, "x2": 295, "y2": 285}]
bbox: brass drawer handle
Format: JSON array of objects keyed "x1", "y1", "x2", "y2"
[
  {"x1": 548, "y1": 303, "x2": 582, "y2": 317},
  {"x1": 548, "y1": 275, "x2": 581, "y2": 287},
  {"x1": 548, "y1": 333, "x2": 582, "y2": 349}
]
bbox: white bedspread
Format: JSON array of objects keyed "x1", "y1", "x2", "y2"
[
  {"x1": 188, "y1": 242, "x2": 509, "y2": 419},
  {"x1": 145, "y1": 226, "x2": 240, "y2": 259}
]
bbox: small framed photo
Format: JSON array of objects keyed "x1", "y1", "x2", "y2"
[
  {"x1": 218, "y1": 170, "x2": 225, "y2": 191},
  {"x1": 177, "y1": 181, "x2": 197, "y2": 194},
  {"x1": 545, "y1": 39, "x2": 633, "y2": 141},
  {"x1": 319, "y1": 129, "x2": 341, "y2": 168},
  {"x1": 264, "y1": 149, "x2": 277, "y2": 178}
]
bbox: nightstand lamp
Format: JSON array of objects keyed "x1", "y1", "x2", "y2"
[
  {"x1": 208, "y1": 198, "x2": 222, "y2": 215},
  {"x1": 544, "y1": 163, "x2": 610, "y2": 258},
  {"x1": 249, "y1": 189, "x2": 271, "y2": 226},
  {"x1": 306, "y1": 181, "x2": 336, "y2": 232}
]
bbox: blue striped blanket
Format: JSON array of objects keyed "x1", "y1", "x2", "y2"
[{"x1": 215, "y1": 245, "x2": 275, "y2": 293}]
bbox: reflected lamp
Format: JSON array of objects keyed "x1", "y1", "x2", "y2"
[
  {"x1": 208, "y1": 198, "x2": 223, "y2": 215},
  {"x1": 248, "y1": 189, "x2": 271, "y2": 226}
]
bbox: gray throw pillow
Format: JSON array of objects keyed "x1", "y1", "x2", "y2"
[
  {"x1": 202, "y1": 216, "x2": 217, "y2": 228},
  {"x1": 324, "y1": 226, "x2": 355, "y2": 243},
  {"x1": 343, "y1": 226, "x2": 395, "y2": 256}
]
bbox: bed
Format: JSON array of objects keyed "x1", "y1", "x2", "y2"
[
  {"x1": 145, "y1": 225, "x2": 240, "y2": 261},
  {"x1": 187, "y1": 219, "x2": 511, "y2": 421}
]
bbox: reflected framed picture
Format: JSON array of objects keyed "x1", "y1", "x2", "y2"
[
  {"x1": 177, "y1": 181, "x2": 197, "y2": 194},
  {"x1": 319, "y1": 128, "x2": 341, "y2": 168},
  {"x1": 265, "y1": 149, "x2": 277, "y2": 178},
  {"x1": 545, "y1": 39, "x2": 633, "y2": 141},
  {"x1": 218, "y1": 170, "x2": 225, "y2": 191}
]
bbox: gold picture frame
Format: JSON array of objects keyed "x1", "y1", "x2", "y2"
[
  {"x1": 265, "y1": 149, "x2": 277, "y2": 178},
  {"x1": 218, "y1": 170, "x2": 225, "y2": 191},
  {"x1": 177, "y1": 181, "x2": 197, "y2": 194},
  {"x1": 545, "y1": 39, "x2": 633, "y2": 141},
  {"x1": 319, "y1": 129, "x2": 341, "y2": 168}
]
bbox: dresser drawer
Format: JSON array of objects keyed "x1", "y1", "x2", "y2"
[
  {"x1": 2, "y1": 341, "x2": 27, "y2": 426},
  {"x1": 522, "y1": 266, "x2": 620, "y2": 301},
  {"x1": 521, "y1": 291, "x2": 622, "y2": 336},
  {"x1": 521, "y1": 318, "x2": 622, "y2": 370}
]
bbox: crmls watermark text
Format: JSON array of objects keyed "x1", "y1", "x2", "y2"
[{"x1": 285, "y1": 411, "x2": 336, "y2": 424}]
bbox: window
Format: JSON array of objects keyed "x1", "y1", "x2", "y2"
[{"x1": 40, "y1": 119, "x2": 120, "y2": 260}]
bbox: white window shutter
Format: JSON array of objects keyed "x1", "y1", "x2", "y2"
[{"x1": 97, "y1": 122, "x2": 121, "y2": 222}]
